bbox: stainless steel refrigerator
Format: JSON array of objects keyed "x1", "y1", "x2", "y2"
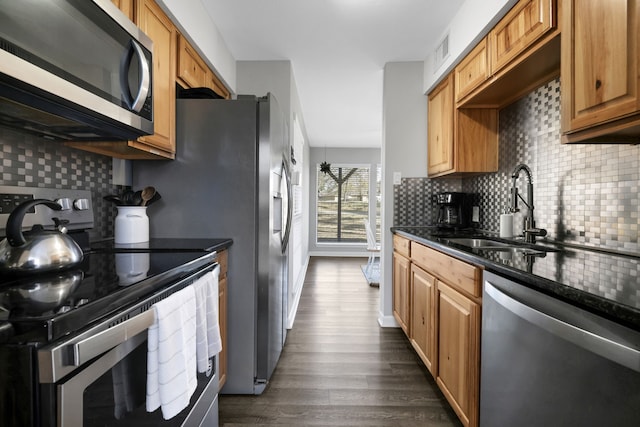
[{"x1": 132, "y1": 94, "x2": 292, "y2": 394}]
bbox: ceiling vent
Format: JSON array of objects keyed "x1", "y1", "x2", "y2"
[{"x1": 434, "y1": 33, "x2": 449, "y2": 71}]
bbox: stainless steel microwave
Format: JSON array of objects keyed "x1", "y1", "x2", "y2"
[{"x1": 0, "y1": 0, "x2": 154, "y2": 141}]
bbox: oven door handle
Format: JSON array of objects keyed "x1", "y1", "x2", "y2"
[{"x1": 69, "y1": 309, "x2": 155, "y2": 367}]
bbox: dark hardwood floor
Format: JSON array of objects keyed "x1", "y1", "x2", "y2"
[{"x1": 219, "y1": 256, "x2": 462, "y2": 426}]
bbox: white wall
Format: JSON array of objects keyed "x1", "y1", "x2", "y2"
[
  {"x1": 158, "y1": 0, "x2": 237, "y2": 92},
  {"x1": 423, "y1": 0, "x2": 518, "y2": 93},
  {"x1": 236, "y1": 60, "x2": 311, "y2": 329},
  {"x1": 308, "y1": 147, "x2": 381, "y2": 256},
  {"x1": 380, "y1": 62, "x2": 428, "y2": 327}
]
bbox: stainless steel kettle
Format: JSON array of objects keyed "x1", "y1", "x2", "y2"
[{"x1": 0, "y1": 199, "x2": 83, "y2": 274}]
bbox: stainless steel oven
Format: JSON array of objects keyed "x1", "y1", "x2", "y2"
[
  {"x1": 36, "y1": 264, "x2": 219, "y2": 426},
  {"x1": 0, "y1": 186, "x2": 224, "y2": 426}
]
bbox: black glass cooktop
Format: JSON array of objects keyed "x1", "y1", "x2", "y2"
[
  {"x1": 0, "y1": 249, "x2": 216, "y2": 344},
  {"x1": 90, "y1": 238, "x2": 231, "y2": 252}
]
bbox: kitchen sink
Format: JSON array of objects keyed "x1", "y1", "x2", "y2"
[
  {"x1": 445, "y1": 238, "x2": 516, "y2": 249},
  {"x1": 445, "y1": 237, "x2": 558, "y2": 255}
]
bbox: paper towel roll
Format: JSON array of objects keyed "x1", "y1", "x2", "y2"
[{"x1": 500, "y1": 213, "x2": 514, "y2": 238}]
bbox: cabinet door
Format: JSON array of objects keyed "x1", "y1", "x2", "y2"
[
  {"x1": 208, "y1": 71, "x2": 231, "y2": 99},
  {"x1": 111, "y1": 0, "x2": 134, "y2": 19},
  {"x1": 490, "y1": 0, "x2": 555, "y2": 73},
  {"x1": 410, "y1": 264, "x2": 437, "y2": 375},
  {"x1": 177, "y1": 35, "x2": 208, "y2": 89},
  {"x1": 218, "y1": 275, "x2": 227, "y2": 390},
  {"x1": 427, "y1": 74, "x2": 455, "y2": 176},
  {"x1": 436, "y1": 282, "x2": 480, "y2": 427},
  {"x1": 137, "y1": 0, "x2": 176, "y2": 155},
  {"x1": 392, "y1": 252, "x2": 411, "y2": 334},
  {"x1": 455, "y1": 39, "x2": 490, "y2": 102},
  {"x1": 562, "y1": 0, "x2": 640, "y2": 133}
]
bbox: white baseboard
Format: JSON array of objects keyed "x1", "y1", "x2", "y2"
[
  {"x1": 378, "y1": 313, "x2": 399, "y2": 328},
  {"x1": 286, "y1": 256, "x2": 309, "y2": 329},
  {"x1": 308, "y1": 251, "x2": 369, "y2": 257}
]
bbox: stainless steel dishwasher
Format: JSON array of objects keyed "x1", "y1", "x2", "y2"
[{"x1": 481, "y1": 271, "x2": 640, "y2": 427}]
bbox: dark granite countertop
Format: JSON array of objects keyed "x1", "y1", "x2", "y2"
[
  {"x1": 392, "y1": 226, "x2": 640, "y2": 332},
  {"x1": 90, "y1": 238, "x2": 233, "y2": 253}
]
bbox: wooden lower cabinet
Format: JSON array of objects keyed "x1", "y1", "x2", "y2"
[
  {"x1": 217, "y1": 249, "x2": 228, "y2": 391},
  {"x1": 392, "y1": 251, "x2": 411, "y2": 334},
  {"x1": 409, "y1": 264, "x2": 437, "y2": 375},
  {"x1": 393, "y1": 238, "x2": 482, "y2": 427},
  {"x1": 436, "y1": 281, "x2": 481, "y2": 427}
]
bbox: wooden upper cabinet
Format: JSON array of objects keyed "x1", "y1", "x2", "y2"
[
  {"x1": 136, "y1": 0, "x2": 176, "y2": 156},
  {"x1": 208, "y1": 71, "x2": 231, "y2": 99},
  {"x1": 489, "y1": 0, "x2": 555, "y2": 74},
  {"x1": 177, "y1": 35, "x2": 231, "y2": 99},
  {"x1": 111, "y1": 0, "x2": 134, "y2": 19},
  {"x1": 455, "y1": 39, "x2": 490, "y2": 103},
  {"x1": 428, "y1": 73, "x2": 498, "y2": 178},
  {"x1": 69, "y1": 0, "x2": 176, "y2": 159},
  {"x1": 428, "y1": 74, "x2": 455, "y2": 176},
  {"x1": 177, "y1": 35, "x2": 209, "y2": 89},
  {"x1": 457, "y1": 0, "x2": 559, "y2": 108},
  {"x1": 562, "y1": 0, "x2": 640, "y2": 143}
]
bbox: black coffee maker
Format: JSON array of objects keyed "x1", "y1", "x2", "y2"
[{"x1": 434, "y1": 192, "x2": 472, "y2": 228}]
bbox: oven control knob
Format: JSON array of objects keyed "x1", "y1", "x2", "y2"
[
  {"x1": 73, "y1": 198, "x2": 90, "y2": 211},
  {"x1": 55, "y1": 198, "x2": 72, "y2": 211}
]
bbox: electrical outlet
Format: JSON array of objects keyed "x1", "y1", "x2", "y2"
[
  {"x1": 472, "y1": 206, "x2": 480, "y2": 223},
  {"x1": 393, "y1": 172, "x2": 402, "y2": 185}
]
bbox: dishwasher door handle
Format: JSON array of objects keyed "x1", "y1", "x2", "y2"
[
  {"x1": 69, "y1": 308, "x2": 155, "y2": 367},
  {"x1": 485, "y1": 280, "x2": 640, "y2": 373}
]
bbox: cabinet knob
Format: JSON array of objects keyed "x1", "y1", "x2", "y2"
[{"x1": 595, "y1": 79, "x2": 602, "y2": 90}]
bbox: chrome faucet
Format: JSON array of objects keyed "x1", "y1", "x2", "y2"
[{"x1": 510, "y1": 163, "x2": 546, "y2": 243}]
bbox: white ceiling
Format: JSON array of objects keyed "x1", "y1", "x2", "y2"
[{"x1": 201, "y1": 0, "x2": 464, "y2": 148}]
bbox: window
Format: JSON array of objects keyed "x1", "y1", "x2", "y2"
[{"x1": 316, "y1": 164, "x2": 379, "y2": 243}]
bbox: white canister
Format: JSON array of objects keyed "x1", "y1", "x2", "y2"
[
  {"x1": 114, "y1": 206, "x2": 149, "y2": 244},
  {"x1": 499, "y1": 213, "x2": 514, "y2": 238}
]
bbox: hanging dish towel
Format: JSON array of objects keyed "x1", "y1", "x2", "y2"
[
  {"x1": 146, "y1": 285, "x2": 197, "y2": 420},
  {"x1": 193, "y1": 266, "x2": 222, "y2": 373}
]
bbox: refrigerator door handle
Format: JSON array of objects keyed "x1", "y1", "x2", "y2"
[{"x1": 280, "y1": 157, "x2": 293, "y2": 253}]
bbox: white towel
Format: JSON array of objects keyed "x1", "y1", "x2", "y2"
[
  {"x1": 193, "y1": 266, "x2": 222, "y2": 373},
  {"x1": 146, "y1": 285, "x2": 197, "y2": 420}
]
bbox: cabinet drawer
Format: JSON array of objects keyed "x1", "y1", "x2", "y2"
[
  {"x1": 393, "y1": 234, "x2": 411, "y2": 258},
  {"x1": 411, "y1": 242, "x2": 481, "y2": 297},
  {"x1": 455, "y1": 38, "x2": 490, "y2": 102}
]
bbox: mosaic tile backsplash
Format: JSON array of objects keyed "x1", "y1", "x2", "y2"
[
  {"x1": 0, "y1": 127, "x2": 122, "y2": 239},
  {"x1": 395, "y1": 77, "x2": 640, "y2": 253}
]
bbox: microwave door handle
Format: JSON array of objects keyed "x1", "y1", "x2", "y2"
[
  {"x1": 69, "y1": 308, "x2": 155, "y2": 367},
  {"x1": 119, "y1": 39, "x2": 151, "y2": 113}
]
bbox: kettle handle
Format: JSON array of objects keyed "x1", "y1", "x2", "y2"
[{"x1": 6, "y1": 199, "x2": 62, "y2": 247}]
